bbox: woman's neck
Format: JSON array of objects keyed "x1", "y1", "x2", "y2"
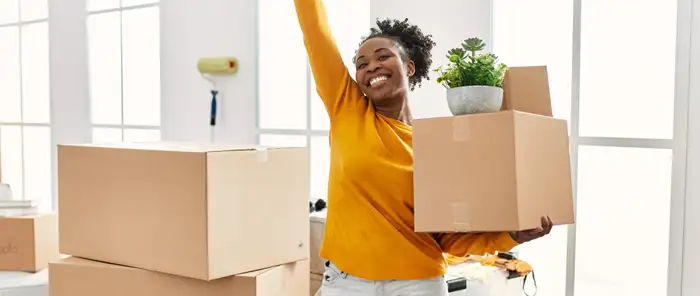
[{"x1": 375, "y1": 100, "x2": 412, "y2": 126}]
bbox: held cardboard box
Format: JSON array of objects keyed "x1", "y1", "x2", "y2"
[
  {"x1": 0, "y1": 213, "x2": 60, "y2": 272},
  {"x1": 57, "y1": 142, "x2": 310, "y2": 280},
  {"x1": 413, "y1": 111, "x2": 574, "y2": 232},
  {"x1": 49, "y1": 257, "x2": 309, "y2": 296},
  {"x1": 501, "y1": 66, "x2": 553, "y2": 117}
]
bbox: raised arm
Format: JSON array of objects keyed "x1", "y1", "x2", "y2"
[
  {"x1": 435, "y1": 232, "x2": 520, "y2": 258},
  {"x1": 294, "y1": 0, "x2": 354, "y2": 117}
]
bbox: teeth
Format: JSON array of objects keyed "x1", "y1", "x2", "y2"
[{"x1": 370, "y1": 76, "x2": 388, "y2": 86}]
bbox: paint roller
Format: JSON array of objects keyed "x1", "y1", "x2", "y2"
[{"x1": 197, "y1": 57, "x2": 238, "y2": 140}]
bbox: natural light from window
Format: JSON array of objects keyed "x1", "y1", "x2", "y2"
[
  {"x1": 0, "y1": 0, "x2": 51, "y2": 212},
  {"x1": 257, "y1": 0, "x2": 370, "y2": 201},
  {"x1": 86, "y1": 0, "x2": 161, "y2": 144}
]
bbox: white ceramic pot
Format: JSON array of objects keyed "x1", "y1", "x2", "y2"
[{"x1": 446, "y1": 85, "x2": 504, "y2": 116}]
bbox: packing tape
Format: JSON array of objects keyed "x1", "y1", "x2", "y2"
[
  {"x1": 256, "y1": 148, "x2": 268, "y2": 163},
  {"x1": 452, "y1": 117, "x2": 471, "y2": 142},
  {"x1": 450, "y1": 202, "x2": 472, "y2": 232}
]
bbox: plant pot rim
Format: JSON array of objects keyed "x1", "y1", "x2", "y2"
[{"x1": 448, "y1": 85, "x2": 503, "y2": 89}]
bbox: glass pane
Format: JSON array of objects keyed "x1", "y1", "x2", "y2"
[
  {"x1": 258, "y1": 0, "x2": 307, "y2": 130},
  {"x1": 22, "y1": 126, "x2": 50, "y2": 210},
  {"x1": 574, "y1": 146, "x2": 672, "y2": 296},
  {"x1": 122, "y1": 7, "x2": 161, "y2": 126},
  {"x1": 0, "y1": 27, "x2": 21, "y2": 122},
  {"x1": 86, "y1": 0, "x2": 119, "y2": 11},
  {"x1": 121, "y1": 0, "x2": 158, "y2": 8},
  {"x1": 494, "y1": 0, "x2": 573, "y2": 128},
  {"x1": 124, "y1": 128, "x2": 160, "y2": 142},
  {"x1": 0, "y1": 126, "x2": 23, "y2": 200},
  {"x1": 310, "y1": 136, "x2": 330, "y2": 200},
  {"x1": 19, "y1": 0, "x2": 47, "y2": 21},
  {"x1": 92, "y1": 127, "x2": 122, "y2": 143},
  {"x1": 259, "y1": 134, "x2": 307, "y2": 147},
  {"x1": 310, "y1": 77, "x2": 330, "y2": 131},
  {"x1": 579, "y1": 0, "x2": 677, "y2": 139},
  {"x1": 0, "y1": 0, "x2": 18, "y2": 24},
  {"x1": 87, "y1": 12, "x2": 122, "y2": 125},
  {"x1": 21, "y1": 21, "x2": 50, "y2": 123}
]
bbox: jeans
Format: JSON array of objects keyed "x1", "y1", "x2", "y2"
[{"x1": 321, "y1": 262, "x2": 449, "y2": 296}]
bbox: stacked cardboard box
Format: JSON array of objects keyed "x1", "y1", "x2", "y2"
[
  {"x1": 309, "y1": 211, "x2": 326, "y2": 295},
  {"x1": 0, "y1": 213, "x2": 59, "y2": 272},
  {"x1": 0, "y1": 140, "x2": 59, "y2": 273},
  {"x1": 51, "y1": 142, "x2": 311, "y2": 295},
  {"x1": 413, "y1": 66, "x2": 575, "y2": 232}
]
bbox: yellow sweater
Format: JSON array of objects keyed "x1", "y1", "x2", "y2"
[{"x1": 294, "y1": 0, "x2": 520, "y2": 280}]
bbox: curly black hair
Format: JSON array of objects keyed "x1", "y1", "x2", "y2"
[{"x1": 357, "y1": 18, "x2": 436, "y2": 91}]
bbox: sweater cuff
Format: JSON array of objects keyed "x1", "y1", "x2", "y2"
[{"x1": 497, "y1": 232, "x2": 521, "y2": 252}]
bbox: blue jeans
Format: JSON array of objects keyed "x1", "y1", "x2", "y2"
[{"x1": 321, "y1": 262, "x2": 449, "y2": 296}]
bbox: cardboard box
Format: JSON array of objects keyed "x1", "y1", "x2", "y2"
[
  {"x1": 0, "y1": 214, "x2": 60, "y2": 272},
  {"x1": 57, "y1": 142, "x2": 310, "y2": 280},
  {"x1": 310, "y1": 273, "x2": 322, "y2": 296},
  {"x1": 413, "y1": 111, "x2": 574, "y2": 232},
  {"x1": 309, "y1": 212, "x2": 326, "y2": 275},
  {"x1": 49, "y1": 257, "x2": 309, "y2": 296},
  {"x1": 501, "y1": 66, "x2": 553, "y2": 117}
]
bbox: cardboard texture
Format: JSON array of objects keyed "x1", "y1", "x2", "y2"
[
  {"x1": 501, "y1": 66, "x2": 553, "y2": 117},
  {"x1": 49, "y1": 257, "x2": 309, "y2": 296},
  {"x1": 413, "y1": 111, "x2": 574, "y2": 232},
  {"x1": 310, "y1": 273, "x2": 322, "y2": 296},
  {"x1": 0, "y1": 214, "x2": 60, "y2": 272},
  {"x1": 57, "y1": 142, "x2": 310, "y2": 280},
  {"x1": 309, "y1": 215, "x2": 326, "y2": 275}
]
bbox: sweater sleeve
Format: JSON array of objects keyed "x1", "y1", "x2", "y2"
[
  {"x1": 294, "y1": 0, "x2": 357, "y2": 118},
  {"x1": 435, "y1": 232, "x2": 520, "y2": 257}
]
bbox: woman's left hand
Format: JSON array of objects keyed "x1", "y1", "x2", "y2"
[{"x1": 509, "y1": 216, "x2": 553, "y2": 244}]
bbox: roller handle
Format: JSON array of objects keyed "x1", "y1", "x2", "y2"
[{"x1": 210, "y1": 90, "x2": 218, "y2": 126}]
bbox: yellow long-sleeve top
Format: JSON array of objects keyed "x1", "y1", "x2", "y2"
[{"x1": 294, "y1": 0, "x2": 520, "y2": 281}]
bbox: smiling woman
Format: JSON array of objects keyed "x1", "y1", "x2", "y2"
[{"x1": 293, "y1": 0, "x2": 545, "y2": 295}]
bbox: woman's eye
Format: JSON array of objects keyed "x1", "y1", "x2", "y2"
[
  {"x1": 378, "y1": 55, "x2": 390, "y2": 61},
  {"x1": 357, "y1": 63, "x2": 367, "y2": 69}
]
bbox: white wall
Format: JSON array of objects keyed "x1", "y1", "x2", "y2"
[
  {"x1": 160, "y1": 0, "x2": 257, "y2": 144},
  {"x1": 370, "y1": 0, "x2": 492, "y2": 119}
]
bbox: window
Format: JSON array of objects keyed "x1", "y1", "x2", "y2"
[
  {"x1": 493, "y1": 1, "x2": 573, "y2": 295},
  {"x1": 257, "y1": 0, "x2": 370, "y2": 200},
  {"x1": 87, "y1": 0, "x2": 161, "y2": 144},
  {"x1": 0, "y1": 0, "x2": 51, "y2": 211},
  {"x1": 573, "y1": 1, "x2": 678, "y2": 295},
  {"x1": 497, "y1": 0, "x2": 680, "y2": 295}
]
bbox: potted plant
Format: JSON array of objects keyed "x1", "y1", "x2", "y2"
[{"x1": 434, "y1": 38, "x2": 508, "y2": 116}]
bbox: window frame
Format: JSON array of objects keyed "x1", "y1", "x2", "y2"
[
  {"x1": 254, "y1": 0, "x2": 333, "y2": 201},
  {"x1": 0, "y1": 1, "x2": 50, "y2": 205},
  {"x1": 87, "y1": 1, "x2": 161, "y2": 140},
  {"x1": 558, "y1": 0, "x2": 689, "y2": 295}
]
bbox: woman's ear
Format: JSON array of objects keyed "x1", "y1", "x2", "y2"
[{"x1": 406, "y1": 60, "x2": 416, "y2": 77}]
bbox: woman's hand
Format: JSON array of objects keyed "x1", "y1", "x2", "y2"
[{"x1": 509, "y1": 216, "x2": 553, "y2": 244}]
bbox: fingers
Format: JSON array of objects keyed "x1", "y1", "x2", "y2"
[{"x1": 538, "y1": 215, "x2": 553, "y2": 235}]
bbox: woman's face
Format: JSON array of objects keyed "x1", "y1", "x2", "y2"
[{"x1": 355, "y1": 37, "x2": 415, "y2": 104}]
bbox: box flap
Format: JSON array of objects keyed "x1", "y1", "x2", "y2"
[
  {"x1": 58, "y1": 142, "x2": 294, "y2": 153},
  {"x1": 501, "y1": 66, "x2": 553, "y2": 117}
]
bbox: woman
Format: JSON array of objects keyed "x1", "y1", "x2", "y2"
[{"x1": 294, "y1": 0, "x2": 553, "y2": 295}]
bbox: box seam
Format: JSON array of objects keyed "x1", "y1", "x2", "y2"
[
  {"x1": 32, "y1": 218, "x2": 39, "y2": 270},
  {"x1": 512, "y1": 112, "x2": 522, "y2": 229}
]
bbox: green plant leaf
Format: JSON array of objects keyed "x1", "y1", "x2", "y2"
[
  {"x1": 462, "y1": 38, "x2": 486, "y2": 57},
  {"x1": 432, "y1": 37, "x2": 508, "y2": 89}
]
